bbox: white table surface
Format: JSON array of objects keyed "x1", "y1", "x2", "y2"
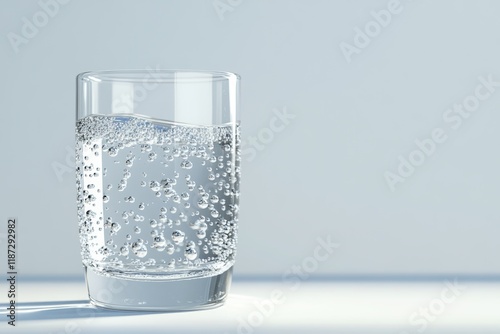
[{"x1": 1, "y1": 279, "x2": 499, "y2": 334}]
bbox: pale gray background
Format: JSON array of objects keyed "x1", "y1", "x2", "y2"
[{"x1": 1, "y1": 0, "x2": 499, "y2": 279}]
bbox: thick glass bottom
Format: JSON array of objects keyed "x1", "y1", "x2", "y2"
[{"x1": 84, "y1": 266, "x2": 232, "y2": 311}]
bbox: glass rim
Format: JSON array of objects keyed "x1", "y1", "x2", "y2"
[{"x1": 77, "y1": 69, "x2": 240, "y2": 83}]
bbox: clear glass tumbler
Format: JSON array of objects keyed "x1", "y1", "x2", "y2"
[{"x1": 75, "y1": 70, "x2": 240, "y2": 310}]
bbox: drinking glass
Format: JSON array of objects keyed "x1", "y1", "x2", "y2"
[{"x1": 75, "y1": 70, "x2": 240, "y2": 310}]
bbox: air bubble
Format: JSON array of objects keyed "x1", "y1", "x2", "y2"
[
  {"x1": 111, "y1": 222, "x2": 121, "y2": 233},
  {"x1": 171, "y1": 230, "x2": 185, "y2": 244},
  {"x1": 108, "y1": 147, "x2": 118, "y2": 156},
  {"x1": 197, "y1": 199, "x2": 209, "y2": 209},
  {"x1": 166, "y1": 243, "x2": 175, "y2": 255},
  {"x1": 125, "y1": 196, "x2": 135, "y2": 203},
  {"x1": 153, "y1": 235, "x2": 167, "y2": 251},
  {"x1": 149, "y1": 181, "x2": 161, "y2": 191},
  {"x1": 141, "y1": 144, "x2": 152, "y2": 152},
  {"x1": 148, "y1": 152, "x2": 157, "y2": 161},
  {"x1": 120, "y1": 246, "x2": 129, "y2": 256},
  {"x1": 187, "y1": 180, "x2": 196, "y2": 191},
  {"x1": 185, "y1": 241, "x2": 198, "y2": 260},
  {"x1": 161, "y1": 178, "x2": 175, "y2": 189},
  {"x1": 189, "y1": 219, "x2": 201, "y2": 230},
  {"x1": 210, "y1": 195, "x2": 219, "y2": 203},
  {"x1": 131, "y1": 241, "x2": 147, "y2": 258},
  {"x1": 180, "y1": 160, "x2": 193, "y2": 169},
  {"x1": 85, "y1": 195, "x2": 96, "y2": 203},
  {"x1": 164, "y1": 189, "x2": 175, "y2": 197}
]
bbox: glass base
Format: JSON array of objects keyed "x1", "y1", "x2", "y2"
[{"x1": 84, "y1": 266, "x2": 233, "y2": 311}]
